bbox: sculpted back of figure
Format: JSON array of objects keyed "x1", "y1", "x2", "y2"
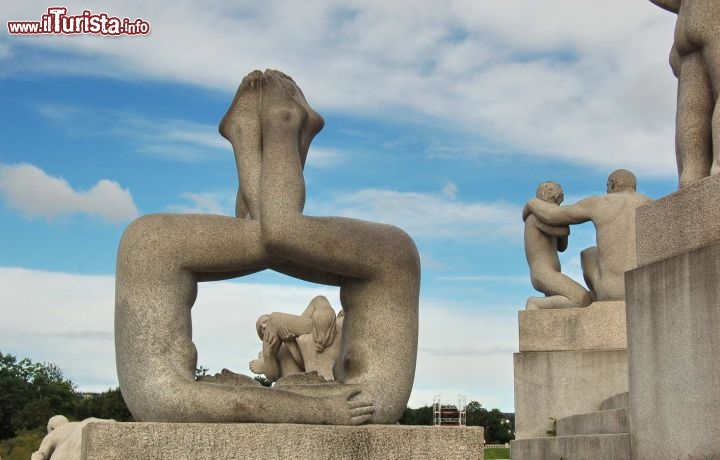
[
  {"x1": 525, "y1": 170, "x2": 652, "y2": 301},
  {"x1": 649, "y1": 0, "x2": 720, "y2": 188},
  {"x1": 524, "y1": 181, "x2": 591, "y2": 310}
]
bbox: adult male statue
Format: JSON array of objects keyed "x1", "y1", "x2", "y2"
[
  {"x1": 115, "y1": 70, "x2": 420, "y2": 425},
  {"x1": 649, "y1": 0, "x2": 720, "y2": 188},
  {"x1": 524, "y1": 170, "x2": 651, "y2": 301},
  {"x1": 524, "y1": 181, "x2": 592, "y2": 310}
]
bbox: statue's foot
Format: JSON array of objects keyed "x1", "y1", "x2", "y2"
[
  {"x1": 710, "y1": 161, "x2": 720, "y2": 177},
  {"x1": 219, "y1": 69, "x2": 263, "y2": 143},
  {"x1": 260, "y1": 69, "x2": 324, "y2": 161},
  {"x1": 249, "y1": 358, "x2": 266, "y2": 375},
  {"x1": 525, "y1": 297, "x2": 540, "y2": 310}
]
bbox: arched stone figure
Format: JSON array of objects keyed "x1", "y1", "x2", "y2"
[
  {"x1": 524, "y1": 170, "x2": 651, "y2": 301},
  {"x1": 524, "y1": 181, "x2": 592, "y2": 310},
  {"x1": 115, "y1": 70, "x2": 420, "y2": 425},
  {"x1": 649, "y1": 0, "x2": 720, "y2": 188}
]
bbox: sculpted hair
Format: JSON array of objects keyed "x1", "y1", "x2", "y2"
[
  {"x1": 536, "y1": 181, "x2": 563, "y2": 203},
  {"x1": 608, "y1": 169, "x2": 637, "y2": 191}
]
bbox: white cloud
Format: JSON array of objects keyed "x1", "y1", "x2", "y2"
[
  {"x1": 36, "y1": 105, "x2": 229, "y2": 162},
  {"x1": 0, "y1": 266, "x2": 516, "y2": 410},
  {"x1": 166, "y1": 191, "x2": 233, "y2": 215},
  {"x1": 0, "y1": 163, "x2": 138, "y2": 223},
  {"x1": 310, "y1": 186, "x2": 523, "y2": 241},
  {"x1": 2, "y1": 0, "x2": 680, "y2": 176}
]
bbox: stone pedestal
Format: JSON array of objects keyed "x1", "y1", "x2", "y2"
[
  {"x1": 626, "y1": 175, "x2": 720, "y2": 460},
  {"x1": 513, "y1": 301, "x2": 628, "y2": 440},
  {"x1": 81, "y1": 422, "x2": 485, "y2": 460}
]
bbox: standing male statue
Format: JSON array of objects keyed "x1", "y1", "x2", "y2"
[
  {"x1": 524, "y1": 170, "x2": 651, "y2": 301},
  {"x1": 524, "y1": 181, "x2": 591, "y2": 310},
  {"x1": 649, "y1": 0, "x2": 720, "y2": 188}
]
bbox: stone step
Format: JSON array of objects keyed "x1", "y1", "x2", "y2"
[
  {"x1": 556, "y1": 408, "x2": 629, "y2": 436},
  {"x1": 510, "y1": 433, "x2": 630, "y2": 460},
  {"x1": 599, "y1": 391, "x2": 629, "y2": 411}
]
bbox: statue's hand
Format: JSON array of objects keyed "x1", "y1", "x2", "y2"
[
  {"x1": 277, "y1": 324, "x2": 295, "y2": 342},
  {"x1": 263, "y1": 327, "x2": 279, "y2": 349}
]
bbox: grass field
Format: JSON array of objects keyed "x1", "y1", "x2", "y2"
[{"x1": 485, "y1": 447, "x2": 510, "y2": 459}]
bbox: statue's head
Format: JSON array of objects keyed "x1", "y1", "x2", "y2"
[
  {"x1": 47, "y1": 415, "x2": 69, "y2": 433},
  {"x1": 255, "y1": 314, "x2": 270, "y2": 340},
  {"x1": 536, "y1": 181, "x2": 564, "y2": 205},
  {"x1": 607, "y1": 169, "x2": 636, "y2": 193}
]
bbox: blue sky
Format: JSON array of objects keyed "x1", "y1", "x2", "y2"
[{"x1": 0, "y1": 1, "x2": 679, "y2": 411}]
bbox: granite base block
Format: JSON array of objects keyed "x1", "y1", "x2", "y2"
[
  {"x1": 513, "y1": 349, "x2": 628, "y2": 440},
  {"x1": 81, "y1": 422, "x2": 484, "y2": 460},
  {"x1": 636, "y1": 174, "x2": 720, "y2": 266},
  {"x1": 518, "y1": 301, "x2": 626, "y2": 352},
  {"x1": 626, "y1": 242, "x2": 720, "y2": 460}
]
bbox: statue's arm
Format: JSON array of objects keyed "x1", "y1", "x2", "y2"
[
  {"x1": 277, "y1": 323, "x2": 304, "y2": 368},
  {"x1": 526, "y1": 197, "x2": 595, "y2": 226},
  {"x1": 648, "y1": 0, "x2": 680, "y2": 13},
  {"x1": 532, "y1": 219, "x2": 570, "y2": 238}
]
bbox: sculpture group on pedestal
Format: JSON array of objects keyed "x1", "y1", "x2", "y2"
[
  {"x1": 523, "y1": 170, "x2": 651, "y2": 309},
  {"x1": 114, "y1": 69, "x2": 421, "y2": 425}
]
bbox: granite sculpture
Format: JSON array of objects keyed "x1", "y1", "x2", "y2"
[
  {"x1": 524, "y1": 170, "x2": 651, "y2": 301},
  {"x1": 115, "y1": 69, "x2": 421, "y2": 425},
  {"x1": 32, "y1": 415, "x2": 115, "y2": 460},
  {"x1": 249, "y1": 295, "x2": 344, "y2": 382},
  {"x1": 524, "y1": 181, "x2": 592, "y2": 310},
  {"x1": 649, "y1": 0, "x2": 720, "y2": 188}
]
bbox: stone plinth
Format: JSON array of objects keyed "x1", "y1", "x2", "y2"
[
  {"x1": 81, "y1": 422, "x2": 484, "y2": 460},
  {"x1": 514, "y1": 301, "x2": 628, "y2": 440},
  {"x1": 519, "y1": 301, "x2": 626, "y2": 352},
  {"x1": 636, "y1": 174, "x2": 720, "y2": 266},
  {"x1": 626, "y1": 242, "x2": 720, "y2": 460},
  {"x1": 513, "y1": 349, "x2": 628, "y2": 440}
]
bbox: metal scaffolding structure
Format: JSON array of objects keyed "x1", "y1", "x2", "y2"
[{"x1": 433, "y1": 394, "x2": 467, "y2": 427}]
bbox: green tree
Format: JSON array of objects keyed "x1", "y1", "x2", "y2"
[
  {"x1": 465, "y1": 401, "x2": 514, "y2": 444},
  {"x1": 398, "y1": 405, "x2": 433, "y2": 425},
  {"x1": 74, "y1": 388, "x2": 133, "y2": 422},
  {"x1": 0, "y1": 352, "x2": 77, "y2": 440}
]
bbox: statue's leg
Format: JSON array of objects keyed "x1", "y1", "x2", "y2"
[
  {"x1": 116, "y1": 214, "x2": 373, "y2": 424},
  {"x1": 703, "y1": 45, "x2": 720, "y2": 176},
  {"x1": 529, "y1": 270, "x2": 591, "y2": 309},
  {"x1": 676, "y1": 52, "x2": 713, "y2": 186},
  {"x1": 258, "y1": 70, "x2": 421, "y2": 423},
  {"x1": 580, "y1": 246, "x2": 600, "y2": 301},
  {"x1": 220, "y1": 70, "x2": 263, "y2": 219}
]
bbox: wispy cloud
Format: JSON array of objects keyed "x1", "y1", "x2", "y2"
[
  {"x1": 36, "y1": 104, "x2": 229, "y2": 162},
  {"x1": 3, "y1": 1, "x2": 679, "y2": 176},
  {"x1": 311, "y1": 185, "x2": 523, "y2": 242},
  {"x1": 0, "y1": 163, "x2": 138, "y2": 223},
  {"x1": 166, "y1": 191, "x2": 233, "y2": 215}
]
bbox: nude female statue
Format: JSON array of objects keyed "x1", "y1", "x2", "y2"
[{"x1": 115, "y1": 70, "x2": 420, "y2": 424}]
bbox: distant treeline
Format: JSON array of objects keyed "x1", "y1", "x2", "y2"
[{"x1": 398, "y1": 401, "x2": 515, "y2": 444}]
